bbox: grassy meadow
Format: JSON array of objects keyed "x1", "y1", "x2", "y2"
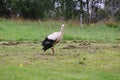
[
  {"x1": 0, "y1": 19, "x2": 120, "y2": 41},
  {"x1": 0, "y1": 19, "x2": 120, "y2": 80}
]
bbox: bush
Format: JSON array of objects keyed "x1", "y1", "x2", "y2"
[
  {"x1": 114, "y1": 10, "x2": 120, "y2": 21},
  {"x1": 105, "y1": 19, "x2": 119, "y2": 28}
]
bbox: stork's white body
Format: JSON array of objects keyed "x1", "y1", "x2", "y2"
[{"x1": 47, "y1": 32, "x2": 61, "y2": 41}]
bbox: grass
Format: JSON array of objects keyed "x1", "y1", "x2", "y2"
[
  {"x1": 0, "y1": 19, "x2": 120, "y2": 80},
  {"x1": 0, "y1": 41, "x2": 120, "y2": 80},
  {"x1": 0, "y1": 19, "x2": 120, "y2": 41}
]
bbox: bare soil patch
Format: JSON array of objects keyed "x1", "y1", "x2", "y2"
[{"x1": 62, "y1": 40, "x2": 120, "y2": 50}]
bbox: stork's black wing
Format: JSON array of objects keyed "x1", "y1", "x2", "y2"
[{"x1": 42, "y1": 37, "x2": 56, "y2": 51}]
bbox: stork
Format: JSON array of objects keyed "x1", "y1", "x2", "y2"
[{"x1": 42, "y1": 24, "x2": 64, "y2": 55}]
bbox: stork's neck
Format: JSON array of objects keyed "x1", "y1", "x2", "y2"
[
  {"x1": 61, "y1": 28, "x2": 63, "y2": 32},
  {"x1": 60, "y1": 27, "x2": 64, "y2": 34},
  {"x1": 60, "y1": 28, "x2": 64, "y2": 35}
]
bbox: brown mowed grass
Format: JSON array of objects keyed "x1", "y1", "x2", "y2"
[{"x1": 0, "y1": 41, "x2": 120, "y2": 80}]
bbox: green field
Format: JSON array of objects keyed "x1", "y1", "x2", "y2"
[
  {"x1": 0, "y1": 41, "x2": 120, "y2": 80},
  {"x1": 0, "y1": 19, "x2": 120, "y2": 80},
  {"x1": 0, "y1": 19, "x2": 120, "y2": 41}
]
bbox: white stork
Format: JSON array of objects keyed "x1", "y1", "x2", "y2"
[{"x1": 42, "y1": 24, "x2": 64, "y2": 55}]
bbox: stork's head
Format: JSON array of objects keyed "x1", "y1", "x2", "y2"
[
  {"x1": 61, "y1": 24, "x2": 64, "y2": 32},
  {"x1": 61, "y1": 24, "x2": 64, "y2": 27}
]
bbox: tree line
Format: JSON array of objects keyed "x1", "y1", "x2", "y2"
[{"x1": 0, "y1": 0, "x2": 120, "y2": 24}]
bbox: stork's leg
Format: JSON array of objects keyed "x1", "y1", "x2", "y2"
[{"x1": 51, "y1": 47, "x2": 54, "y2": 55}]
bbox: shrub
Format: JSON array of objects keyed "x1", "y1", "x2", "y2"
[{"x1": 105, "y1": 19, "x2": 119, "y2": 28}]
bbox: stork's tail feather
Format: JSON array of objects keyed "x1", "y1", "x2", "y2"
[
  {"x1": 42, "y1": 47, "x2": 47, "y2": 51},
  {"x1": 42, "y1": 37, "x2": 56, "y2": 51}
]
